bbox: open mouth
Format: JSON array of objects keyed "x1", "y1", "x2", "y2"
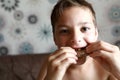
[
  {"x1": 75, "y1": 47, "x2": 87, "y2": 58},
  {"x1": 75, "y1": 47, "x2": 88, "y2": 65}
]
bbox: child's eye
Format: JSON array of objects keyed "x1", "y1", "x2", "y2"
[
  {"x1": 59, "y1": 29, "x2": 69, "y2": 34},
  {"x1": 81, "y1": 27, "x2": 90, "y2": 32}
]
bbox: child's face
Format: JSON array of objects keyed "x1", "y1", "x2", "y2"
[{"x1": 54, "y1": 6, "x2": 98, "y2": 49}]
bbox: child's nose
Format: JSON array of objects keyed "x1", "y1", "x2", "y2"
[
  {"x1": 70, "y1": 31, "x2": 83, "y2": 44},
  {"x1": 71, "y1": 39, "x2": 81, "y2": 44}
]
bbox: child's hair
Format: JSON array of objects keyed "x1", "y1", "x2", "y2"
[{"x1": 51, "y1": 0, "x2": 96, "y2": 32}]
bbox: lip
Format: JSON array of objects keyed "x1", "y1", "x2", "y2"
[
  {"x1": 73, "y1": 47, "x2": 86, "y2": 51},
  {"x1": 73, "y1": 46, "x2": 87, "y2": 58}
]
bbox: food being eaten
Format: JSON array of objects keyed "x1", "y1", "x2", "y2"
[
  {"x1": 76, "y1": 48, "x2": 87, "y2": 58},
  {"x1": 75, "y1": 48, "x2": 88, "y2": 65}
]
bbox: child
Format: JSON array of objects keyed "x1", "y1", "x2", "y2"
[{"x1": 38, "y1": 0, "x2": 120, "y2": 80}]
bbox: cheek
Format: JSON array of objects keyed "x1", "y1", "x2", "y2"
[
  {"x1": 85, "y1": 33, "x2": 98, "y2": 43},
  {"x1": 55, "y1": 36, "x2": 69, "y2": 47}
]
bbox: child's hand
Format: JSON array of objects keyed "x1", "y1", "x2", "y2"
[
  {"x1": 86, "y1": 41, "x2": 120, "y2": 79},
  {"x1": 45, "y1": 47, "x2": 78, "y2": 80}
]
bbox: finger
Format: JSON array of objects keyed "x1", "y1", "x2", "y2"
[
  {"x1": 49, "y1": 51, "x2": 78, "y2": 67},
  {"x1": 54, "y1": 52, "x2": 78, "y2": 63},
  {"x1": 49, "y1": 57, "x2": 77, "y2": 78},
  {"x1": 89, "y1": 50, "x2": 112, "y2": 60},
  {"x1": 60, "y1": 57, "x2": 77, "y2": 68},
  {"x1": 49, "y1": 47, "x2": 77, "y2": 61},
  {"x1": 47, "y1": 55, "x2": 77, "y2": 73},
  {"x1": 86, "y1": 41, "x2": 117, "y2": 53}
]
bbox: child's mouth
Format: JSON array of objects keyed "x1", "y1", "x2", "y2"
[
  {"x1": 75, "y1": 47, "x2": 88, "y2": 65},
  {"x1": 75, "y1": 47, "x2": 87, "y2": 58}
]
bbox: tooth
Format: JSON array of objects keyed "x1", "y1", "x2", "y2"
[
  {"x1": 77, "y1": 48, "x2": 81, "y2": 51},
  {"x1": 76, "y1": 48, "x2": 86, "y2": 58}
]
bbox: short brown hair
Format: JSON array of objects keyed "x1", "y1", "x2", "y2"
[{"x1": 51, "y1": 0, "x2": 96, "y2": 33}]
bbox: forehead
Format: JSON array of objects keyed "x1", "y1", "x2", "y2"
[{"x1": 56, "y1": 6, "x2": 94, "y2": 26}]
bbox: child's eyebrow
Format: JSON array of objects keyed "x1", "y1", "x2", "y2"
[
  {"x1": 78, "y1": 22, "x2": 91, "y2": 25},
  {"x1": 57, "y1": 24, "x2": 70, "y2": 28},
  {"x1": 56, "y1": 22, "x2": 92, "y2": 28}
]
